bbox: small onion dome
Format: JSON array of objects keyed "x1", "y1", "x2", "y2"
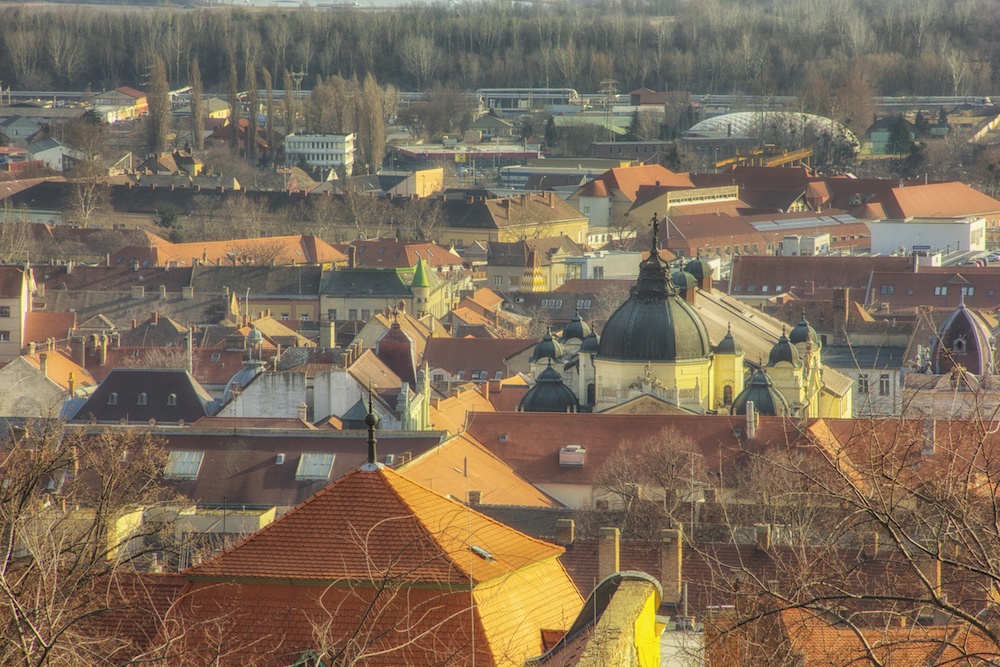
[
  {"x1": 560, "y1": 308, "x2": 592, "y2": 343},
  {"x1": 731, "y1": 367, "x2": 791, "y2": 417},
  {"x1": 519, "y1": 364, "x2": 578, "y2": 413},
  {"x1": 714, "y1": 323, "x2": 743, "y2": 356},
  {"x1": 789, "y1": 311, "x2": 820, "y2": 347},
  {"x1": 580, "y1": 330, "x2": 601, "y2": 354},
  {"x1": 684, "y1": 258, "x2": 713, "y2": 283},
  {"x1": 531, "y1": 327, "x2": 564, "y2": 362},
  {"x1": 671, "y1": 270, "x2": 697, "y2": 292},
  {"x1": 247, "y1": 326, "x2": 263, "y2": 347},
  {"x1": 767, "y1": 328, "x2": 800, "y2": 367},
  {"x1": 364, "y1": 406, "x2": 380, "y2": 428}
]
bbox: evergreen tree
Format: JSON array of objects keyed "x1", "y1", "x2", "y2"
[
  {"x1": 190, "y1": 58, "x2": 204, "y2": 151},
  {"x1": 146, "y1": 56, "x2": 171, "y2": 154},
  {"x1": 887, "y1": 113, "x2": 914, "y2": 156},
  {"x1": 245, "y1": 63, "x2": 258, "y2": 163},
  {"x1": 545, "y1": 116, "x2": 557, "y2": 147}
]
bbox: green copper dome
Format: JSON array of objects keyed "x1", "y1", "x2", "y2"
[
  {"x1": 731, "y1": 367, "x2": 791, "y2": 417},
  {"x1": 519, "y1": 364, "x2": 578, "y2": 412}
]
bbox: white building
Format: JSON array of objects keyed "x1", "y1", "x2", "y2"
[
  {"x1": 284, "y1": 132, "x2": 355, "y2": 173},
  {"x1": 870, "y1": 216, "x2": 986, "y2": 256}
]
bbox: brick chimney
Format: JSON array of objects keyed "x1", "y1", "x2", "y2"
[
  {"x1": 555, "y1": 518, "x2": 575, "y2": 546},
  {"x1": 39, "y1": 352, "x2": 48, "y2": 377},
  {"x1": 598, "y1": 527, "x2": 620, "y2": 581},
  {"x1": 660, "y1": 526, "x2": 683, "y2": 604},
  {"x1": 347, "y1": 245, "x2": 357, "y2": 268},
  {"x1": 755, "y1": 524, "x2": 772, "y2": 550}
]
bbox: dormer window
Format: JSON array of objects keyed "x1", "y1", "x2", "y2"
[
  {"x1": 953, "y1": 337, "x2": 967, "y2": 354},
  {"x1": 167, "y1": 393, "x2": 177, "y2": 406},
  {"x1": 137, "y1": 393, "x2": 147, "y2": 406},
  {"x1": 108, "y1": 392, "x2": 118, "y2": 406}
]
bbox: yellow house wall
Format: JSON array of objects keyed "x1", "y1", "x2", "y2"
[
  {"x1": 414, "y1": 168, "x2": 444, "y2": 197},
  {"x1": 634, "y1": 589, "x2": 662, "y2": 667},
  {"x1": 595, "y1": 358, "x2": 714, "y2": 412},
  {"x1": 712, "y1": 354, "x2": 745, "y2": 411}
]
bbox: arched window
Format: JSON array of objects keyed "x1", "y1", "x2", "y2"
[
  {"x1": 953, "y1": 337, "x2": 967, "y2": 354},
  {"x1": 586, "y1": 383, "x2": 596, "y2": 405},
  {"x1": 107, "y1": 392, "x2": 118, "y2": 406},
  {"x1": 137, "y1": 392, "x2": 147, "y2": 406},
  {"x1": 723, "y1": 384, "x2": 734, "y2": 405},
  {"x1": 167, "y1": 393, "x2": 177, "y2": 406}
]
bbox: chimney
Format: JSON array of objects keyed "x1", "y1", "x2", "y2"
[
  {"x1": 182, "y1": 286, "x2": 194, "y2": 299},
  {"x1": 99, "y1": 334, "x2": 107, "y2": 366},
  {"x1": 555, "y1": 518, "x2": 575, "y2": 546},
  {"x1": 348, "y1": 245, "x2": 357, "y2": 268},
  {"x1": 67, "y1": 371, "x2": 75, "y2": 396},
  {"x1": 151, "y1": 312, "x2": 159, "y2": 325},
  {"x1": 918, "y1": 558, "x2": 942, "y2": 598},
  {"x1": 27, "y1": 341, "x2": 35, "y2": 356},
  {"x1": 39, "y1": 352, "x2": 48, "y2": 377},
  {"x1": 468, "y1": 490, "x2": 482, "y2": 505},
  {"x1": 922, "y1": 419, "x2": 936, "y2": 456},
  {"x1": 71, "y1": 336, "x2": 85, "y2": 367},
  {"x1": 598, "y1": 527, "x2": 620, "y2": 581},
  {"x1": 159, "y1": 284, "x2": 167, "y2": 299},
  {"x1": 833, "y1": 287, "x2": 850, "y2": 345},
  {"x1": 746, "y1": 401, "x2": 757, "y2": 439},
  {"x1": 755, "y1": 524, "x2": 772, "y2": 550},
  {"x1": 481, "y1": 380, "x2": 490, "y2": 401},
  {"x1": 660, "y1": 526, "x2": 683, "y2": 604},
  {"x1": 131, "y1": 285, "x2": 145, "y2": 299},
  {"x1": 297, "y1": 402, "x2": 308, "y2": 422},
  {"x1": 320, "y1": 320, "x2": 336, "y2": 348}
]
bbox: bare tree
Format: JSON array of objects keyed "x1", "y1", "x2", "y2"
[
  {"x1": 190, "y1": 57, "x2": 205, "y2": 151},
  {"x1": 0, "y1": 422, "x2": 178, "y2": 666}
]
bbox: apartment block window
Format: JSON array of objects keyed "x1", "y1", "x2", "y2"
[
  {"x1": 300, "y1": 312, "x2": 310, "y2": 320},
  {"x1": 858, "y1": 374, "x2": 870, "y2": 394},
  {"x1": 361, "y1": 309, "x2": 371, "y2": 321},
  {"x1": 879, "y1": 374, "x2": 891, "y2": 396},
  {"x1": 0, "y1": 306, "x2": 9, "y2": 317},
  {"x1": 0, "y1": 331, "x2": 8, "y2": 342},
  {"x1": 328, "y1": 309, "x2": 338, "y2": 320},
  {"x1": 880, "y1": 285, "x2": 894, "y2": 295},
  {"x1": 962, "y1": 286, "x2": 975, "y2": 297},
  {"x1": 934, "y1": 286, "x2": 948, "y2": 296},
  {"x1": 348, "y1": 309, "x2": 358, "y2": 320},
  {"x1": 164, "y1": 450, "x2": 205, "y2": 479},
  {"x1": 296, "y1": 452, "x2": 335, "y2": 480},
  {"x1": 281, "y1": 312, "x2": 290, "y2": 320},
  {"x1": 494, "y1": 276, "x2": 503, "y2": 286}
]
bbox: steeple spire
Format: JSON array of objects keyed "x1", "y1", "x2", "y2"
[{"x1": 362, "y1": 386, "x2": 380, "y2": 471}]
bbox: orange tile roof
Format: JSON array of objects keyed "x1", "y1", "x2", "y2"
[
  {"x1": 23, "y1": 311, "x2": 76, "y2": 345},
  {"x1": 170, "y1": 462, "x2": 582, "y2": 667},
  {"x1": 472, "y1": 288, "x2": 505, "y2": 311},
  {"x1": 185, "y1": 465, "x2": 566, "y2": 585},
  {"x1": 23, "y1": 350, "x2": 95, "y2": 390},
  {"x1": 885, "y1": 182, "x2": 1000, "y2": 219},
  {"x1": 351, "y1": 239, "x2": 464, "y2": 269},
  {"x1": 401, "y1": 432, "x2": 560, "y2": 507},
  {"x1": 600, "y1": 165, "x2": 694, "y2": 202},
  {"x1": 130, "y1": 234, "x2": 347, "y2": 267},
  {"x1": 429, "y1": 386, "x2": 495, "y2": 434}
]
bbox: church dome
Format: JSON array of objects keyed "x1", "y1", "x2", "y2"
[
  {"x1": 560, "y1": 308, "x2": 592, "y2": 343},
  {"x1": 731, "y1": 367, "x2": 791, "y2": 417},
  {"x1": 519, "y1": 364, "x2": 578, "y2": 412},
  {"x1": 767, "y1": 329, "x2": 800, "y2": 367},
  {"x1": 789, "y1": 312, "x2": 819, "y2": 347},
  {"x1": 531, "y1": 327, "x2": 564, "y2": 362},
  {"x1": 598, "y1": 220, "x2": 711, "y2": 362},
  {"x1": 580, "y1": 330, "x2": 601, "y2": 354},
  {"x1": 932, "y1": 301, "x2": 995, "y2": 375},
  {"x1": 714, "y1": 323, "x2": 743, "y2": 356},
  {"x1": 683, "y1": 258, "x2": 713, "y2": 283}
]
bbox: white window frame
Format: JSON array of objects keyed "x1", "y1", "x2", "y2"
[
  {"x1": 296, "y1": 452, "x2": 335, "y2": 480},
  {"x1": 165, "y1": 450, "x2": 205, "y2": 479}
]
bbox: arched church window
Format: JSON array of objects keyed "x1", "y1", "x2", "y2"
[{"x1": 723, "y1": 384, "x2": 734, "y2": 405}]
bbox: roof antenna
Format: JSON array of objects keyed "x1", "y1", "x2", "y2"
[{"x1": 362, "y1": 384, "x2": 380, "y2": 471}]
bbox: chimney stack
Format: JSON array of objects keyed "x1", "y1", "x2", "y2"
[
  {"x1": 468, "y1": 490, "x2": 482, "y2": 505},
  {"x1": 555, "y1": 518, "x2": 575, "y2": 546},
  {"x1": 67, "y1": 371, "x2": 75, "y2": 396},
  {"x1": 39, "y1": 352, "x2": 48, "y2": 377},
  {"x1": 348, "y1": 245, "x2": 357, "y2": 268},
  {"x1": 598, "y1": 527, "x2": 620, "y2": 582},
  {"x1": 297, "y1": 402, "x2": 308, "y2": 422},
  {"x1": 746, "y1": 401, "x2": 757, "y2": 439},
  {"x1": 755, "y1": 524, "x2": 772, "y2": 550},
  {"x1": 660, "y1": 526, "x2": 683, "y2": 604}
]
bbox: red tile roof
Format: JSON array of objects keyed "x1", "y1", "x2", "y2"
[
  {"x1": 883, "y1": 181, "x2": 1000, "y2": 219},
  {"x1": 423, "y1": 337, "x2": 535, "y2": 380},
  {"x1": 728, "y1": 254, "x2": 915, "y2": 297},
  {"x1": 350, "y1": 239, "x2": 464, "y2": 269},
  {"x1": 596, "y1": 165, "x2": 694, "y2": 202},
  {"x1": 23, "y1": 311, "x2": 76, "y2": 345}
]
